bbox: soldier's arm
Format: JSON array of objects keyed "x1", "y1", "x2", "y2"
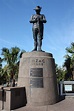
[
  {"x1": 40, "y1": 15, "x2": 47, "y2": 23},
  {"x1": 29, "y1": 15, "x2": 37, "y2": 23}
]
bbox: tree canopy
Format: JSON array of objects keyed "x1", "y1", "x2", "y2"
[
  {"x1": 0, "y1": 46, "x2": 25, "y2": 85},
  {"x1": 63, "y1": 42, "x2": 74, "y2": 80}
]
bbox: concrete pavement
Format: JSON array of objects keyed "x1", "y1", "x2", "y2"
[{"x1": 13, "y1": 98, "x2": 74, "y2": 111}]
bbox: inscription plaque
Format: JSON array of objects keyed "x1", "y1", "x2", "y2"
[
  {"x1": 30, "y1": 78, "x2": 43, "y2": 88},
  {"x1": 64, "y1": 85, "x2": 72, "y2": 91},
  {"x1": 30, "y1": 68, "x2": 43, "y2": 77},
  {"x1": 31, "y1": 59, "x2": 45, "y2": 66}
]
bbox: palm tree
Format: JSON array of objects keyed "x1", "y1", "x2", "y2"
[
  {"x1": 1, "y1": 47, "x2": 25, "y2": 85},
  {"x1": 55, "y1": 64, "x2": 65, "y2": 82},
  {"x1": 0, "y1": 57, "x2": 7, "y2": 84},
  {"x1": 66, "y1": 42, "x2": 74, "y2": 54},
  {"x1": 63, "y1": 42, "x2": 74, "y2": 80},
  {"x1": 66, "y1": 42, "x2": 74, "y2": 71},
  {"x1": 0, "y1": 57, "x2": 3, "y2": 84}
]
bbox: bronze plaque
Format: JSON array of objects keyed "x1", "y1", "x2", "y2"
[
  {"x1": 30, "y1": 68, "x2": 43, "y2": 77},
  {"x1": 30, "y1": 78, "x2": 43, "y2": 88}
]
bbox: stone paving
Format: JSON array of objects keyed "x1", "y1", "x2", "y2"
[{"x1": 13, "y1": 98, "x2": 74, "y2": 111}]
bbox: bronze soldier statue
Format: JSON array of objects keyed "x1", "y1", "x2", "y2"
[{"x1": 30, "y1": 6, "x2": 47, "y2": 51}]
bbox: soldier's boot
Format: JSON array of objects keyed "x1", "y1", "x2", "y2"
[
  {"x1": 38, "y1": 39, "x2": 42, "y2": 51},
  {"x1": 32, "y1": 41, "x2": 37, "y2": 51}
]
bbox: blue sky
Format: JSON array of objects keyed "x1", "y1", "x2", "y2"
[{"x1": 0, "y1": 0, "x2": 74, "y2": 66}]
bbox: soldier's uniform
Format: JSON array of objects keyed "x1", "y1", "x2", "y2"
[{"x1": 30, "y1": 6, "x2": 47, "y2": 51}]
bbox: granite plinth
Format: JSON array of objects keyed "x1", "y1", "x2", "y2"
[{"x1": 18, "y1": 51, "x2": 58, "y2": 106}]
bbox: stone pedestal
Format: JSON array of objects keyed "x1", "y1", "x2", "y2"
[{"x1": 18, "y1": 51, "x2": 58, "y2": 106}]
